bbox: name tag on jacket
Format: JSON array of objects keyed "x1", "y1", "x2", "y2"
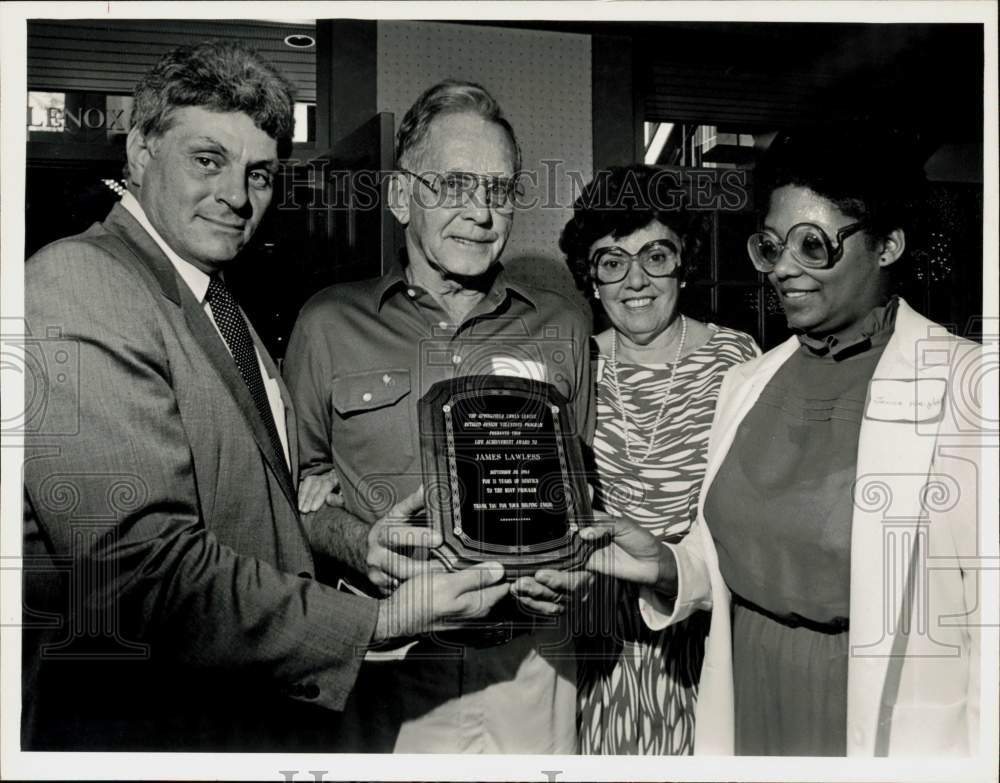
[{"x1": 865, "y1": 378, "x2": 946, "y2": 423}]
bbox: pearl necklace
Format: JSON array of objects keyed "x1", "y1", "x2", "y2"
[{"x1": 608, "y1": 315, "x2": 688, "y2": 463}]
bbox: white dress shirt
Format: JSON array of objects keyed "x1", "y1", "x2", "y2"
[{"x1": 120, "y1": 191, "x2": 290, "y2": 468}]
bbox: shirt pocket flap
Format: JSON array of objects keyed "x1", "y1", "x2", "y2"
[{"x1": 331, "y1": 369, "x2": 411, "y2": 415}]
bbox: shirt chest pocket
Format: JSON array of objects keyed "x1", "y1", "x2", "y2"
[{"x1": 330, "y1": 369, "x2": 415, "y2": 476}]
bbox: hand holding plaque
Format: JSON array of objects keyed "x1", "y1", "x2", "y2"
[
  {"x1": 364, "y1": 485, "x2": 443, "y2": 595},
  {"x1": 419, "y1": 375, "x2": 593, "y2": 579}
]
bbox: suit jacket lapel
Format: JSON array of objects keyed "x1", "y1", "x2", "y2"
[
  {"x1": 103, "y1": 204, "x2": 184, "y2": 305},
  {"x1": 179, "y1": 291, "x2": 298, "y2": 509},
  {"x1": 847, "y1": 299, "x2": 950, "y2": 754},
  {"x1": 102, "y1": 204, "x2": 298, "y2": 509},
  {"x1": 246, "y1": 316, "x2": 300, "y2": 489}
]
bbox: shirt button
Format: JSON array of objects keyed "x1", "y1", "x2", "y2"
[
  {"x1": 451, "y1": 354, "x2": 462, "y2": 365},
  {"x1": 406, "y1": 288, "x2": 416, "y2": 298},
  {"x1": 438, "y1": 321, "x2": 449, "y2": 330},
  {"x1": 362, "y1": 392, "x2": 373, "y2": 402}
]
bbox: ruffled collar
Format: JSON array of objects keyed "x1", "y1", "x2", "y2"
[{"x1": 797, "y1": 297, "x2": 899, "y2": 362}]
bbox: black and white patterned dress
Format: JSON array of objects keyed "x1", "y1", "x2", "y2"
[{"x1": 579, "y1": 324, "x2": 759, "y2": 755}]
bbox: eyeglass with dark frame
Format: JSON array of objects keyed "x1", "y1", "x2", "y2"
[
  {"x1": 746, "y1": 221, "x2": 867, "y2": 273},
  {"x1": 399, "y1": 168, "x2": 524, "y2": 212},
  {"x1": 590, "y1": 239, "x2": 683, "y2": 285}
]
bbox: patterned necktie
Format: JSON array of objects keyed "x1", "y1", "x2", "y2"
[{"x1": 206, "y1": 275, "x2": 285, "y2": 464}]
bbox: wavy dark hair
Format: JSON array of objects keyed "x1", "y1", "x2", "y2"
[
  {"x1": 130, "y1": 41, "x2": 296, "y2": 158},
  {"x1": 559, "y1": 165, "x2": 704, "y2": 291},
  {"x1": 755, "y1": 128, "x2": 927, "y2": 250}
]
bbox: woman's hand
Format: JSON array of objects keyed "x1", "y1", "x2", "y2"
[
  {"x1": 297, "y1": 469, "x2": 343, "y2": 513},
  {"x1": 509, "y1": 569, "x2": 593, "y2": 616},
  {"x1": 579, "y1": 514, "x2": 677, "y2": 596}
]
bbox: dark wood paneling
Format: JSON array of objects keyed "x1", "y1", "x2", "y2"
[
  {"x1": 229, "y1": 113, "x2": 398, "y2": 359},
  {"x1": 327, "y1": 113, "x2": 401, "y2": 278},
  {"x1": 591, "y1": 34, "x2": 642, "y2": 170},
  {"x1": 313, "y1": 20, "x2": 378, "y2": 158},
  {"x1": 313, "y1": 20, "x2": 336, "y2": 153},
  {"x1": 328, "y1": 20, "x2": 378, "y2": 154}
]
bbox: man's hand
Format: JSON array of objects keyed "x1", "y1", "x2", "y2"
[
  {"x1": 373, "y1": 563, "x2": 509, "y2": 642},
  {"x1": 297, "y1": 469, "x2": 343, "y2": 513},
  {"x1": 510, "y1": 569, "x2": 593, "y2": 615},
  {"x1": 579, "y1": 515, "x2": 677, "y2": 596},
  {"x1": 366, "y1": 485, "x2": 444, "y2": 595}
]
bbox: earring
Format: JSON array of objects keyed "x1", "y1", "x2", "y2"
[
  {"x1": 680, "y1": 281, "x2": 687, "y2": 289},
  {"x1": 592, "y1": 287, "x2": 600, "y2": 300}
]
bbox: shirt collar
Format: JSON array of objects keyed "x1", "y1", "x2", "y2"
[
  {"x1": 374, "y1": 263, "x2": 410, "y2": 310},
  {"x1": 797, "y1": 296, "x2": 899, "y2": 361},
  {"x1": 120, "y1": 190, "x2": 212, "y2": 304},
  {"x1": 374, "y1": 256, "x2": 538, "y2": 313},
  {"x1": 499, "y1": 271, "x2": 538, "y2": 310}
]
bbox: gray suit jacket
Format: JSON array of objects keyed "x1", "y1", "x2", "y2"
[{"x1": 22, "y1": 203, "x2": 378, "y2": 751}]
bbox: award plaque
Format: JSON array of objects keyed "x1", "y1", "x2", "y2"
[{"x1": 419, "y1": 375, "x2": 593, "y2": 578}]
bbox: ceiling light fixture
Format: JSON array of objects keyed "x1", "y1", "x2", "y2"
[{"x1": 284, "y1": 34, "x2": 315, "y2": 49}]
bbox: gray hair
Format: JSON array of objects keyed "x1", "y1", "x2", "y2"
[
  {"x1": 395, "y1": 79, "x2": 521, "y2": 171},
  {"x1": 130, "y1": 41, "x2": 296, "y2": 158}
]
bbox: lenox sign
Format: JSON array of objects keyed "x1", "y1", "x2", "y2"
[{"x1": 27, "y1": 105, "x2": 130, "y2": 132}]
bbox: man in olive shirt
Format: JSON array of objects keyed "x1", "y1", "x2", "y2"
[{"x1": 284, "y1": 80, "x2": 594, "y2": 752}]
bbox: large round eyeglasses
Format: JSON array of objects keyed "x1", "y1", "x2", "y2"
[
  {"x1": 400, "y1": 168, "x2": 523, "y2": 212},
  {"x1": 590, "y1": 239, "x2": 682, "y2": 285},
  {"x1": 746, "y1": 221, "x2": 866, "y2": 273}
]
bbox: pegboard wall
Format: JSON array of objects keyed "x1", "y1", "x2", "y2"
[{"x1": 377, "y1": 21, "x2": 593, "y2": 292}]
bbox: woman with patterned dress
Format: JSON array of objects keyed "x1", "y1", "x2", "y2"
[
  {"x1": 581, "y1": 132, "x2": 982, "y2": 756},
  {"x1": 560, "y1": 165, "x2": 759, "y2": 754}
]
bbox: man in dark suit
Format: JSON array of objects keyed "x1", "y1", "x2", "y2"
[{"x1": 22, "y1": 41, "x2": 507, "y2": 751}]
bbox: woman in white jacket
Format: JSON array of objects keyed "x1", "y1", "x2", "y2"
[{"x1": 583, "y1": 130, "x2": 984, "y2": 756}]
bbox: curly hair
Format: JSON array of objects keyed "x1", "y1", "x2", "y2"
[
  {"x1": 395, "y1": 79, "x2": 521, "y2": 171},
  {"x1": 130, "y1": 41, "x2": 296, "y2": 158},
  {"x1": 755, "y1": 128, "x2": 927, "y2": 249},
  {"x1": 559, "y1": 165, "x2": 704, "y2": 290}
]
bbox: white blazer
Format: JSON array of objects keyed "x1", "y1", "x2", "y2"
[{"x1": 642, "y1": 299, "x2": 984, "y2": 756}]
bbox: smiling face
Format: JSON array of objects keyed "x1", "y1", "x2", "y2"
[
  {"x1": 391, "y1": 111, "x2": 515, "y2": 285},
  {"x1": 128, "y1": 106, "x2": 278, "y2": 274},
  {"x1": 591, "y1": 220, "x2": 684, "y2": 349},
  {"x1": 764, "y1": 185, "x2": 898, "y2": 342}
]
